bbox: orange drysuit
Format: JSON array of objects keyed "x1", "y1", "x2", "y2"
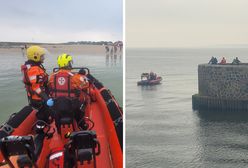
[
  {"x1": 48, "y1": 69, "x2": 89, "y2": 101},
  {"x1": 21, "y1": 61, "x2": 49, "y2": 102}
]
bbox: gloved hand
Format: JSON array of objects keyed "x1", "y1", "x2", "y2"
[{"x1": 46, "y1": 98, "x2": 54, "y2": 107}]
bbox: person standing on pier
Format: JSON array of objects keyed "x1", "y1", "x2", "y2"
[{"x1": 220, "y1": 57, "x2": 227, "y2": 64}]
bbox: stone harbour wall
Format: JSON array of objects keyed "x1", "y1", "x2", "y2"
[
  {"x1": 198, "y1": 64, "x2": 248, "y2": 99},
  {"x1": 193, "y1": 64, "x2": 248, "y2": 110}
]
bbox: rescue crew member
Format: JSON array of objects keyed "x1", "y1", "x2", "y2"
[
  {"x1": 220, "y1": 57, "x2": 227, "y2": 64},
  {"x1": 77, "y1": 68, "x2": 97, "y2": 102},
  {"x1": 21, "y1": 45, "x2": 54, "y2": 122},
  {"x1": 48, "y1": 53, "x2": 89, "y2": 128}
]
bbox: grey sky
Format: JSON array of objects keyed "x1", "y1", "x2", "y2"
[
  {"x1": 126, "y1": 0, "x2": 248, "y2": 48},
  {"x1": 0, "y1": 0, "x2": 122, "y2": 43}
]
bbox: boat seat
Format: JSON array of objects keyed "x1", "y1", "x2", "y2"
[
  {"x1": 78, "y1": 149, "x2": 93, "y2": 163},
  {"x1": 0, "y1": 135, "x2": 38, "y2": 168},
  {"x1": 17, "y1": 155, "x2": 33, "y2": 168},
  {"x1": 33, "y1": 133, "x2": 46, "y2": 158},
  {"x1": 53, "y1": 97, "x2": 75, "y2": 134},
  {"x1": 60, "y1": 117, "x2": 73, "y2": 125},
  {"x1": 66, "y1": 131, "x2": 100, "y2": 166}
]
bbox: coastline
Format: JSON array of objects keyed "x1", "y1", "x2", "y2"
[{"x1": 0, "y1": 44, "x2": 107, "y2": 55}]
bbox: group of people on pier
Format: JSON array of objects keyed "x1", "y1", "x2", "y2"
[{"x1": 208, "y1": 56, "x2": 241, "y2": 65}]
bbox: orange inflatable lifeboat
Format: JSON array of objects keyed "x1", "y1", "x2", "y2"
[{"x1": 0, "y1": 67, "x2": 123, "y2": 168}]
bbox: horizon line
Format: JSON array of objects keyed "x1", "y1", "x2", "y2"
[{"x1": 126, "y1": 45, "x2": 248, "y2": 50}]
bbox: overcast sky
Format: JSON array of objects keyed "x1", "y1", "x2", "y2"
[
  {"x1": 0, "y1": 0, "x2": 122, "y2": 43},
  {"x1": 126, "y1": 0, "x2": 248, "y2": 48}
]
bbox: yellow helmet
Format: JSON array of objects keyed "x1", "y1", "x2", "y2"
[
  {"x1": 57, "y1": 53, "x2": 73, "y2": 68},
  {"x1": 26, "y1": 45, "x2": 45, "y2": 62}
]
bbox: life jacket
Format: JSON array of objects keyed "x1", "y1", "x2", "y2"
[
  {"x1": 50, "y1": 71, "x2": 79, "y2": 98},
  {"x1": 21, "y1": 61, "x2": 48, "y2": 101}
]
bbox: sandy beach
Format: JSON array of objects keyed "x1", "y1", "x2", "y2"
[{"x1": 0, "y1": 44, "x2": 108, "y2": 55}]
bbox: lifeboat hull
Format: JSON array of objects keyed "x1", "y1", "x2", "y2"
[
  {"x1": 137, "y1": 76, "x2": 162, "y2": 86},
  {"x1": 0, "y1": 72, "x2": 123, "y2": 168}
]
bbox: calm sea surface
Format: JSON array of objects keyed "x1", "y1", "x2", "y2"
[
  {"x1": 0, "y1": 48, "x2": 122, "y2": 124},
  {"x1": 126, "y1": 48, "x2": 248, "y2": 168}
]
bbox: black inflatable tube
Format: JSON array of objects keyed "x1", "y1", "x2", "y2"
[
  {"x1": 86, "y1": 74, "x2": 103, "y2": 90},
  {"x1": 87, "y1": 74, "x2": 123, "y2": 150},
  {"x1": 0, "y1": 106, "x2": 33, "y2": 139},
  {"x1": 100, "y1": 89, "x2": 123, "y2": 150}
]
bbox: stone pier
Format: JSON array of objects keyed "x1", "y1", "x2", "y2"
[{"x1": 192, "y1": 64, "x2": 248, "y2": 111}]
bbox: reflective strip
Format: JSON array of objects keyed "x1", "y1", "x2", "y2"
[
  {"x1": 67, "y1": 72, "x2": 74, "y2": 76},
  {"x1": 29, "y1": 75, "x2": 36, "y2": 81},
  {"x1": 53, "y1": 72, "x2": 59, "y2": 75},
  {"x1": 36, "y1": 125, "x2": 45, "y2": 129},
  {"x1": 26, "y1": 64, "x2": 31, "y2": 69},
  {"x1": 49, "y1": 152, "x2": 63, "y2": 160},
  {"x1": 35, "y1": 88, "x2": 41, "y2": 94},
  {"x1": 79, "y1": 76, "x2": 85, "y2": 82}
]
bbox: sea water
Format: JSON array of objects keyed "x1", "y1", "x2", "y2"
[
  {"x1": 0, "y1": 48, "x2": 122, "y2": 124},
  {"x1": 126, "y1": 48, "x2": 248, "y2": 168}
]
